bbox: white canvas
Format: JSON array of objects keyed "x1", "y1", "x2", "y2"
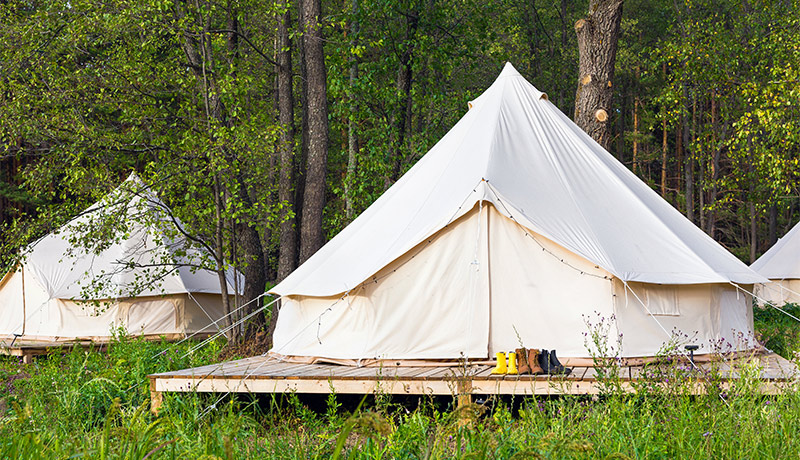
[
  {"x1": 270, "y1": 63, "x2": 764, "y2": 360},
  {"x1": 0, "y1": 175, "x2": 241, "y2": 342}
]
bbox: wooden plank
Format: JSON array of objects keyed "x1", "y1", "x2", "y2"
[
  {"x1": 288, "y1": 364, "x2": 342, "y2": 378},
  {"x1": 630, "y1": 365, "x2": 644, "y2": 380},
  {"x1": 253, "y1": 364, "x2": 324, "y2": 378},
  {"x1": 318, "y1": 366, "x2": 380, "y2": 380},
  {"x1": 562, "y1": 366, "x2": 586, "y2": 380},
  {"x1": 374, "y1": 366, "x2": 430, "y2": 379},
  {"x1": 621, "y1": 366, "x2": 632, "y2": 381},
  {"x1": 568, "y1": 366, "x2": 588, "y2": 380},
  {"x1": 420, "y1": 367, "x2": 450, "y2": 380},
  {"x1": 472, "y1": 366, "x2": 496, "y2": 378},
  {"x1": 190, "y1": 360, "x2": 283, "y2": 379},
  {"x1": 152, "y1": 371, "x2": 792, "y2": 397},
  {"x1": 153, "y1": 357, "x2": 268, "y2": 377},
  {"x1": 415, "y1": 366, "x2": 457, "y2": 379},
  {"x1": 151, "y1": 352, "x2": 800, "y2": 397},
  {"x1": 216, "y1": 359, "x2": 284, "y2": 377}
]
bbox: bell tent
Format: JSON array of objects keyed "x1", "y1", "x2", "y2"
[
  {"x1": 269, "y1": 63, "x2": 765, "y2": 361},
  {"x1": 752, "y1": 221, "x2": 800, "y2": 305},
  {"x1": 0, "y1": 174, "x2": 240, "y2": 342}
]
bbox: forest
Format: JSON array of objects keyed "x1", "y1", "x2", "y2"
[{"x1": 1, "y1": 0, "x2": 800, "y2": 342}]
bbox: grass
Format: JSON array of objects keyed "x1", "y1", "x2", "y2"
[{"x1": 1, "y1": 314, "x2": 800, "y2": 459}]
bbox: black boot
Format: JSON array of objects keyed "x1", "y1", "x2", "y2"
[
  {"x1": 549, "y1": 350, "x2": 572, "y2": 375},
  {"x1": 538, "y1": 349, "x2": 551, "y2": 374}
]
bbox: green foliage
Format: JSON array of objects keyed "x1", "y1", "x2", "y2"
[
  {"x1": 754, "y1": 302, "x2": 800, "y2": 358},
  {"x1": 0, "y1": 317, "x2": 799, "y2": 458}
]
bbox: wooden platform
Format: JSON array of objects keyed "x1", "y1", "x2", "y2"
[
  {"x1": 149, "y1": 352, "x2": 799, "y2": 412},
  {"x1": 0, "y1": 340, "x2": 107, "y2": 363}
]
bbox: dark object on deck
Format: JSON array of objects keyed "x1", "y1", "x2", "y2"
[{"x1": 685, "y1": 345, "x2": 700, "y2": 366}]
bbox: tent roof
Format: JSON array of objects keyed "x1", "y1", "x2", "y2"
[
  {"x1": 752, "y1": 221, "x2": 800, "y2": 279},
  {"x1": 272, "y1": 63, "x2": 764, "y2": 297},
  {"x1": 23, "y1": 173, "x2": 242, "y2": 299}
]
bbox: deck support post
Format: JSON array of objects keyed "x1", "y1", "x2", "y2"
[
  {"x1": 456, "y1": 379, "x2": 472, "y2": 407},
  {"x1": 150, "y1": 377, "x2": 163, "y2": 415}
]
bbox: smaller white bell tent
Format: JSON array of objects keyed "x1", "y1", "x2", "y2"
[
  {"x1": 0, "y1": 173, "x2": 241, "y2": 342},
  {"x1": 268, "y1": 63, "x2": 765, "y2": 361},
  {"x1": 752, "y1": 222, "x2": 800, "y2": 305}
]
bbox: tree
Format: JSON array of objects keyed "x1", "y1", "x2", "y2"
[
  {"x1": 298, "y1": 0, "x2": 330, "y2": 264},
  {"x1": 276, "y1": 0, "x2": 297, "y2": 281},
  {"x1": 574, "y1": 0, "x2": 624, "y2": 149}
]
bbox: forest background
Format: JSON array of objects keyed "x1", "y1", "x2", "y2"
[{"x1": 1, "y1": 0, "x2": 799, "y2": 343}]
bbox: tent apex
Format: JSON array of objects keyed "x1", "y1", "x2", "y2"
[
  {"x1": 124, "y1": 171, "x2": 143, "y2": 186},
  {"x1": 499, "y1": 62, "x2": 521, "y2": 78}
]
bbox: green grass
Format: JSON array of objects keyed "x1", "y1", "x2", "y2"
[{"x1": 1, "y1": 316, "x2": 800, "y2": 459}]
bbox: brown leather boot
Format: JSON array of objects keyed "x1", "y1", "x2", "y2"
[
  {"x1": 515, "y1": 347, "x2": 530, "y2": 374},
  {"x1": 528, "y1": 348, "x2": 544, "y2": 374}
]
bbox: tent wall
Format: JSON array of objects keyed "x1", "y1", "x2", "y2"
[
  {"x1": 754, "y1": 280, "x2": 800, "y2": 306},
  {"x1": 272, "y1": 203, "x2": 758, "y2": 360},
  {"x1": 273, "y1": 203, "x2": 617, "y2": 360},
  {"x1": 613, "y1": 281, "x2": 754, "y2": 356},
  {"x1": 486, "y1": 205, "x2": 616, "y2": 357},
  {"x1": 180, "y1": 293, "x2": 229, "y2": 335},
  {"x1": 272, "y1": 206, "x2": 490, "y2": 359},
  {"x1": 0, "y1": 266, "x2": 49, "y2": 337},
  {"x1": 1, "y1": 273, "x2": 229, "y2": 341}
]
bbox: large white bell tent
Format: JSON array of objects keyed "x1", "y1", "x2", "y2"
[
  {"x1": 752, "y1": 221, "x2": 800, "y2": 305},
  {"x1": 0, "y1": 173, "x2": 241, "y2": 342},
  {"x1": 269, "y1": 63, "x2": 766, "y2": 361}
]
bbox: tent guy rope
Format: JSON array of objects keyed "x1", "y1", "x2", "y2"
[{"x1": 732, "y1": 282, "x2": 800, "y2": 324}]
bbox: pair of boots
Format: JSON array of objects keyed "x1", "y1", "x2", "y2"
[
  {"x1": 490, "y1": 351, "x2": 520, "y2": 375},
  {"x1": 514, "y1": 348, "x2": 544, "y2": 374},
  {"x1": 534, "y1": 349, "x2": 571, "y2": 375},
  {"x1": 490, "y1": 348, "x2": 571, "y2": 375}
]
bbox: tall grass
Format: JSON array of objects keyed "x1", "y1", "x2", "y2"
[{"x1": 1, "y1": 321, "x2": 799, "y2": 459}]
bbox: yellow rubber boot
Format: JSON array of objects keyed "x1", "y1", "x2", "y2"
[
  {"x1": 491, "y1": 352, "x2": 507, "y2": 375},
  {"x1": 507, "y1": 351, "x2": 519, "y2": 375}
]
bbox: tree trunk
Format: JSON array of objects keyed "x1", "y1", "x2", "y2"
[
  {"x1": 298, "y1": 0, "x2": 329, "y2": 264},
  {"x1": 237, "y1": 201, "x2": 268, "y2": 337},
  {"x1": 747, "y1": 133, "x2": 757, "y2": 263},
  {"x1": 573, "y1": 0, "x2": 624, "y2": 149},
  {"x1": 558, "y1": 0, "x2": 569, "y2": 108},
  {"x1": 345, "y1": 0, "x2": 360, "y2": 221},
  {"x1": 616, "y1": 77, "x2": 625, "y2": 160},
  {"x1": 276, "y1": 0, "x2": 297, "y2": 281},
  {"x1": 178, "y1": 1, "x2": 267, "y2": 341},
  {"x1": 683, "y1": 84, "x2": 694, "y2": 223},
  {"x1": 709, "y1": 88, "x2": 719, "y2": 238},
  {"x1": 768, "y1": 204, "x2": 778, "y2": 247},
  {"x1": 389, "y1": 9, "x2": 419, "y2": 184},
  {"x1": 749, "y1": 201, "x2": 757, "y2": 263},
  {"x1": 660, "y1": 63, "x2": 668, "y2": 198},
  {"x1": 212, "y1": 177, "x2": 232, "y2": 337},
  {"x1": 295, "y1": 0, "x2": 309, "y2": 262},
  {"x1": 633, "y1": 94, "x2": 639, "y2": 175}
]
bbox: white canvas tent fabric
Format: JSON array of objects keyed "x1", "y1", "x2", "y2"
[
  {"x1": 270, "y1": 63, "x2": 765, "y2": 360},
  {"x1": 752, "y1": 221, "x2": 800, "y2": 305},
  {"x1": 0, "y1": 174, "x2": 241, "y2": 342}
]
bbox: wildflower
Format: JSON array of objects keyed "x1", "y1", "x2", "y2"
[{"x1": 702, "y1": 431, "x2": 713, "y2": 437}]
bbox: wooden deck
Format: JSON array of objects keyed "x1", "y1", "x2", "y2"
[
  {"x1": 149, "y1": 352, "x2": 799, "y2": 412},
  {"x1": 0, "y1": 340, "x2": 108, "y2": 363}
]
